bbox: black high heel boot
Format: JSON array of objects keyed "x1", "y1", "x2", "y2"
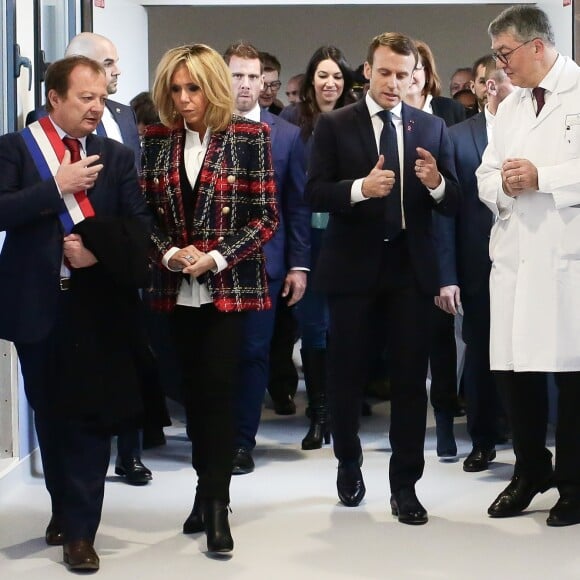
[
  {"x1": 301, "y1": 348, "x2": 330, "y2": 450},
  {"x1": 202, "y1": 499, "x2": 234, "y2": 554},
  {"x1": 183, "y1": 494, "x2": 204, "y2": 534}
]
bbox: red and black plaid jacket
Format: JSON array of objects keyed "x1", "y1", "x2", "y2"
[{"x1": 141, "y1": 117, "x2": 278, "y2": 313}]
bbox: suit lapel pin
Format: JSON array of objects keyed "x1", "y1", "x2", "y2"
[
  {"x1": 116, "y1": 107, "x2": 121, "y2": 114},
  {"x1": 407, "y1": 120, "x2": 415, "y2": 132}
]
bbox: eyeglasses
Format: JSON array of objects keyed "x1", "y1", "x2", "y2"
[
  {"x1": 262, "y1": 81, "x2": 281, "y2": 91},
  {"x1": 492, "y1": 39, "x2": 535, "y2": 65}
]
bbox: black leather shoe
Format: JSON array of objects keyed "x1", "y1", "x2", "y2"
[
  {"x1": 45, "y1": 515, "x2": 64, "y2": 546},
  {"x1": 183, "y1": 495, "x2": 204, "y2": 534},
  {"x1": 337, "y1": 460, "x2": 366, "y2": 507},
  {"x1": 202, "y1": 500, "x2": 234, "y2": 553},
  {"x1": 63, "y1": 539, "x2": 100, "y2": 571},
  {"x1": 232, "y1": 447, "x2": 255, "y2": 475},
  {"x1": 547, "y1": 495, "x2": 580, "y2": 527},
  {"x1": 273, "y1": 395, "x2": 297, "y2": 416},
  {"x1": 488, "y1": 474, "x2": 553, "y2": 517},
  {"x1": 390, "y1": 488, "x2": 428, "y2": 525},
  {"x1": 463, "y1": 448, "x2": 496, "y2": 472},
  {"x1": 115, "y1": 456, "x2": 152, "y2": 486}
]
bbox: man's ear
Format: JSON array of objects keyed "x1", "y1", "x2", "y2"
[
  {"x1": 47, "y1": 89, "x2": 59, "y2": 110},
  {"x1": 486, "y1": 79, "x2": 497, "y2": 97}
]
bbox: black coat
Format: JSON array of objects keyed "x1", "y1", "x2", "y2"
[{"x1": 52, "y1": 217, "x2": 154, "y2": 432}]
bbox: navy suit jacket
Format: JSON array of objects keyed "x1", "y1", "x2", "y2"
[
  {"x1": 436, "y1": 112, "x2": 493, "y2": 295},
  {"x1": 26, "y1": 99, "x2": 141, "y2": 167},
  {"x1": 260, "y1": 109, "x2": 310, "y2": 279},
  {"x1": 306, "y1": 99, "x2": 460, "y2": 296},
  {"x1": 0, "y1": 128, "x2": 150, "y2": 344}
]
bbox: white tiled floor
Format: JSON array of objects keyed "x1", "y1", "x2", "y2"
[{"x1": 1, "y1": 391, "x2": 577, "y2": 580}]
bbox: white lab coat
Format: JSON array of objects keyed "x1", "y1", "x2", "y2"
[{"x1": 477, "y1": 56, "x2": 580, "y2": 371}]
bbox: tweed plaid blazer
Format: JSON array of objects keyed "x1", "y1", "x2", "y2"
[{"x1": 141, "y1": 117, "x2": 278, "y2": 313}]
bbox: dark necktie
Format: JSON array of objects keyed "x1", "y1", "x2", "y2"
[
  {"x1": 62, "y1": 136, "x2": 94, "y2": 228},
  {"x1": 377, "y1": 109, "x2": 402, "y2": 240},
  {"x1": 532, "y1": 86, "x2": 545, "y2": 116},
  {"x1": 63, "y1": 136, "x2": 82, "y2": 163}
]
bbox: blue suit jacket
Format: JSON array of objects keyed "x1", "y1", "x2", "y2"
[
  {"x1": 26, "y1": 99, "x2": 141, "y2": 167},
  {"x1": 260, "y1": 109, "x2": 310, "y2": 279},
  {"x1": 306, "y1": 99, "x2": 460, "y2": 296},
  {"x1": 435, "y1": 112, "x2": 494, "y2": 295},
  {"x1": 0, "y1": 128, "x2": 150, "y2": 344}
]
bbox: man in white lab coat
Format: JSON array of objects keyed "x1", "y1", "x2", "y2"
[{"x1": 477, "y1": 5, "x2": 580, "y2": 527}]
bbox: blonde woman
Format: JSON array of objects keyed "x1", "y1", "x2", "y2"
[{"x1": 141, "y1": 44, "x2": 278, "y2": 553}]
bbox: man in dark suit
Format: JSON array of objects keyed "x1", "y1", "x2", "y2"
[
  {"x1": 436, "y1": 61, "x2": 514, "y2": 472},
  {"x1": 224, "y1": 42, "x2": 310, "y2": 473},
  {"x1": 0, "y1": 56, "x2": 151, "y2": 570},
  {"x1": 306, "y1": 32, "x2": 459, "y2": 524},
  {"x1": 26, "y1": 33, "x2": 150, "y2": 485},
  {"x1": 26, "y1": 32, "x2": 141, "y2": 168}
]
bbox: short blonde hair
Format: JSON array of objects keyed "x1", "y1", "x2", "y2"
[{"x1": 152, "y1": 44, "x2": 233, "y2": 132}]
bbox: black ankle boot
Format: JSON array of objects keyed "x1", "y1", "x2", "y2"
[
  {"x1": 302, "y1": 421, "x2": 331, "y2": 450},
  {"x1": 183, "y1": 494, "x2": 204, "y2": 534},
  {"x1": 300, "y1": 348, "x2": 330, "y2": 450},
  {"x1": 202, "y1": 500, "x2": 234, "y2": 553}
]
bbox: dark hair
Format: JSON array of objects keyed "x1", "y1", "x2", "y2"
[
  {"x1": 130, "y1": 91, "x2": 159, "y2": 126},
  {"x1": 258, "y1": 51, "x2": 281, "y2": 74},
  {"x1": 296, "y1": 45, "x2": 354, "y2": 141},
  {"x1": 414, "y1": 40, "x2": 442, "y2": 98},
  {"x1": 44, "y1": 55, "x2": 105, "y2": 112},
  {"x1": 471, "y1": 54, "x2": 495, "y2": 81},
  {"x1": 489, "y1": 5, "x2": 554, "y2": 45},
  {"x1": 366, "y1": 32, "x2": 418, "y2": 68},
  {"x1": 223, "y1": 40, "x2": 262, "y2": 72}
]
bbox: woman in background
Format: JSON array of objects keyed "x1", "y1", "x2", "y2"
[
  {"x1": 141, "y1": 44, "x2": 278, "y2": 554},
  {"x1": 281, "y1": 45, "x2": 354, "y2": 450}
]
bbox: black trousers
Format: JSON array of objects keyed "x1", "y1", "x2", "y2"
[
  {"x1": 16, "y1": 301, "x2": 111, "y2": 543},
  {"x1": 172, "y1": 304, "x2": 245, "y2": 502},
  {"x1": 494, "y1": 370, "x2": 580, "y2": 489},
  {"x1": 462, "y1": 284, "x2": 499, "y2": 449},
  {"x1": 327, "y1": 237, "x2": 432, "y2": 492},
  {"x1": 267, "y1": 298, "x2": 299, "y2": 403},
  {"x1": 429, "y1": 305, "x2": 458, "y2": 413}
]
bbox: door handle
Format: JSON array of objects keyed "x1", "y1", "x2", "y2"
[{"x1": 14, "y1": 43, "x2": 32, "y2": 91}]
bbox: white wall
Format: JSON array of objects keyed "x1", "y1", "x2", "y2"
[{"x1": 92, "y1": 0, "x2": 149, "y2": 105}]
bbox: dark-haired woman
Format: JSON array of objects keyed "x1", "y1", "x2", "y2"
[{"x1": 281, "y1": 46, "x2": 354, "y2": 450}]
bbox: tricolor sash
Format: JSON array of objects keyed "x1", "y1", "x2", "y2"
[{"x1": 21, "y1": 117, "x2": 95, "y2": 233}]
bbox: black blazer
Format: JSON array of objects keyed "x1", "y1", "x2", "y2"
[
  {"x1": 436, "y1": 112, "x2": 494, "y2": 295},
  {"x1": 305, "y1": 99, "x2": 460, "y2": 296},
  {"x1": 431, "y1": 96, "x2": 466, "y2": 127}
]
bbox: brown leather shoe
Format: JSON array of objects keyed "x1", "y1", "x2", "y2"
[
  {"x1": 45, "y1": 516, "x2": 64, "y2": 546},
  {"x1": 63, "y1": 539, "x2": 100, "y2": 571}
]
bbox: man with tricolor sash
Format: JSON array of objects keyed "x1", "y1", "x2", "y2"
[{"x1": 0, "y1": 55, "x2": 152, "y2": 572}]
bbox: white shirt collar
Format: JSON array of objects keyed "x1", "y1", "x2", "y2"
[
  {"x1": 48, "y1": 116, "x2": 88, "y2": 151},
  {"x1": 242, "y1": 102, "x2": 261, "y2": 122},
  {"x1": 365, "y1": 92, "x2": 403, "y2": 120}
]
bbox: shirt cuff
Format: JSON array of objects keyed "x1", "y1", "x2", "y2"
[
  {"x1": 351, "y1": 178, "x2": 368, "y2": 204},
  {"x1": 290, "y1": 267, "x2": 310, "y2": 272},
  {"x1": 208, "y1": 250, "x2": 227, "y2": 273},
  {"x1": 162, "y1": 247, "x2": 181, "y2": 271},
  {"x1": 428, "y1": 174, "x2": 446, "y2": 202}
]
